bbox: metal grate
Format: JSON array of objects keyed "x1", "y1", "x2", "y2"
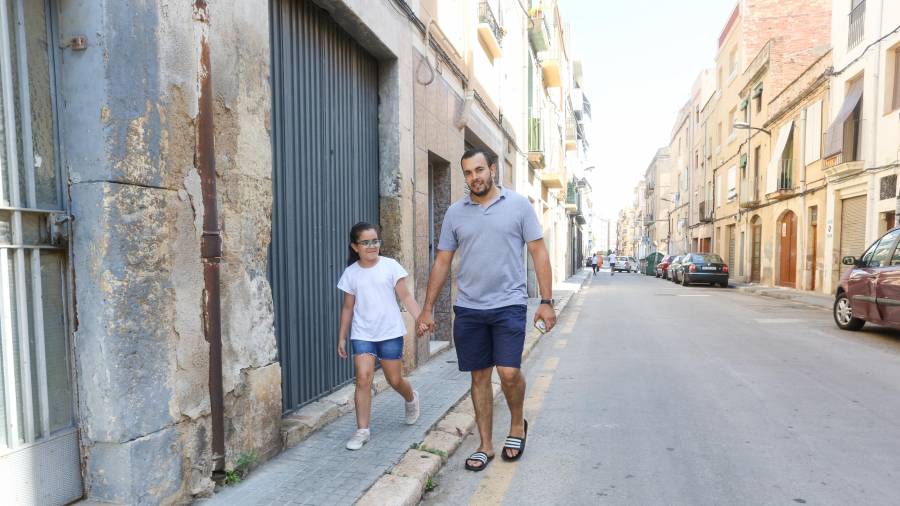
[{"x1": 880, "y1": 174, "x2": 896, "y2": 200}]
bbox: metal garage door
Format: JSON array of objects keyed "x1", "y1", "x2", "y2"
[
  {"x1": 839, "y1": 195, "x2": 866, "y2": 277},
  {"x1": 269, "y1": 0, "x2": 380, "y2": 411}
]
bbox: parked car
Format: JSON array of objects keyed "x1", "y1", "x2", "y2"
[
  {"x1": 671, "y1": 255, "x2": 693, "y2": 283},
  {"x1": 676, "y1": 253, "x2": 729, "y2": 287},
  {"x1": 666, "y1": 255, "x2": 683, "y2": 281},
  {"x1": 626, "y1": 256, "x2": 639, "y2": 272},
  {"x1": 834, "y1": 226, "x2": 900, "y2": 331},
  {"x1": 656, "y1": 254, "x2": 677, "y2": 278},
  {"x1": 614, "y1": 256, "x2": 632, "y2": 273}
]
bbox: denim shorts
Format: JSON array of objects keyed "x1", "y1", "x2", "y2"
[
  {"x1": 452, "y1": 304, "x2": 526, "y2": 371},
  {"x1": 351, "y1": 336, "x2": 404, "y2": 361}
]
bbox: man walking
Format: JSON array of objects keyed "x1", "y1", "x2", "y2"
[
  {"x1": 591, "y1": 252, "x2": 599, "y2": 275},
  {"x1": 416, "y1": 148, "x2": 556, "y2": 471},
  {"x1": 608, "y1": 252, "x2": 617, "y2": 276}
]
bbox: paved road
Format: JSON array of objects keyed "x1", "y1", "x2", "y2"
[{"x1": 422, "y1": 270, "x2": 900, "y2": 505}]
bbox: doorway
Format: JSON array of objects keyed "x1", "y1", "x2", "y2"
[
  {"x1": 778, "y1": 210, "x2": 798, "y2": 288},
  {"x1": 750, "y1": 216, "x2": 761, "y2": 283},
  {"x1": 428, "y1": 153, "x2": 452, "y2": 343},
  {"x1": 270, "y1": 0, "x2": 380, "y2": 410},
  {"x1": 809, "y1": 206, "x2": 818, "y2": 291}
]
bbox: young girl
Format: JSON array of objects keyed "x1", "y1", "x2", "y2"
[{"x1": 337, "y1": 222, "x2": 421, "y2": 450}]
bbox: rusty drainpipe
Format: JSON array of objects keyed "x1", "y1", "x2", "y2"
[{"x1": 194, "y1": 0, "x2": 225, "y2": 478}]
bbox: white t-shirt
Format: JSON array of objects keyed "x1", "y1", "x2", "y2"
[
  {"x1": 337, "y1": 256, "x2": 409, "y2": 342},
  {"x1": 609, "y1": 254, "x2": 617, "y2": 263}
]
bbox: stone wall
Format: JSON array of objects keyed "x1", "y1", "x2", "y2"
[{"x1": 59, "y1": 1, "x2": 279, "y2": 503}]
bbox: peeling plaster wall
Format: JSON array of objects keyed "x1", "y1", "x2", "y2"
[{"x1": 58, "y1": 1, "x2": 278, "y2": 503}]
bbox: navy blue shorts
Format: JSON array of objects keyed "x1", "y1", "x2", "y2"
[
  {"x1": 452, "y1": 305, "x2": 526, "y2": 371},
  {"x1": 351, "y1": 336, "x2": 404, "y2": 361}
]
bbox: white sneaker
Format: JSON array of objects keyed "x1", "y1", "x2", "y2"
[
  {"x1": 405, "y1": 390, "x2": 420, "y2": 425},
  {"x1": 346, "y1": 428, "x2": 370, "y2": 450}
]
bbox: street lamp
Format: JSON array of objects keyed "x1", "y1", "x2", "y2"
[{"x1": 732, "y1": 121, "x2": 771, "y2": 136}]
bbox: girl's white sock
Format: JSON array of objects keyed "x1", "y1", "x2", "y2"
[{"x1": 357, "y1": 427, "x2": 370, "y2": 434}]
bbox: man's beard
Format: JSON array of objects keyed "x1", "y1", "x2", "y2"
[{"x1": 469, "y1": 177, "x2": 494, "y2": 197}]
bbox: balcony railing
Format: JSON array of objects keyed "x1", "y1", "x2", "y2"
[
  {"x1": 699, "y1": 201, "x2": 713, "y2": 222},
  {"x1": 778, "y1": 159, "x2": 794, "y2": 191},
  {"x1": 528, "y1": 8, "x2": 551, "y2": 52},
  {"x1": 740, "y1": 178, "x2": 759, "y2": 208},
  {"x1": 528, "y1": 115, "x2": 542, "y2": 153},
  {"x1": 478, "y1": 1, "x2": 503, "y2": 46},
  {"x1": 848, "y1": 1, "x2": 865, "y2": 49}
]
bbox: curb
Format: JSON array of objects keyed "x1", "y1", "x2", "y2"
[
  {"x1": 355, "y1": 273, "x2": 591, "y2": 506},
  {"x1": 733, "y1": 284, "x2": 831, "y2": 310}
]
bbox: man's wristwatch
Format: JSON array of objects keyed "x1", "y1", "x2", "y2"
[{"x1": 540, "y1": 298, "x2": 554, "y2": 307}]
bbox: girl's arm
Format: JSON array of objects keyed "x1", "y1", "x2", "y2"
[
  {"x1": 394, "y1": 278, "x2": 421, "y2": 321},
  {"x1": 337, "y1": 292, "x2": 355, "y2": 358}
]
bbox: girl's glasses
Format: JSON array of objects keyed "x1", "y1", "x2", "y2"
[{"x1": 356, "y1": 239, "x2": 382, "y2": 247}]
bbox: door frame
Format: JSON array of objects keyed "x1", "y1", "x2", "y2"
[{"x1": 777, "y1": 210, "x2": 798, "y2": 288}]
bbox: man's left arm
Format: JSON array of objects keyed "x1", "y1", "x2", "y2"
[{"x1": 527, "y1": 238, "x2": 556, "y2": 331}]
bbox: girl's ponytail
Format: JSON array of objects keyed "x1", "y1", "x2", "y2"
[{"x1": 347, "y1": 222, "x2": 378, "y2": 266}]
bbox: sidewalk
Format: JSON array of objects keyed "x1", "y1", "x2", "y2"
[
  {"x1": 202, "y1": 269, "x2": 592, "y2": 506},
  {"x1": 730, "y1": 281, "x2": 832, "y2": 310}
]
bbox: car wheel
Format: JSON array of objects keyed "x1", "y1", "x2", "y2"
[
  {"x1": 834, "y1": 292, "x2": 864, "y2": 331},
  {"x1": 682, "y1": 274, "x2": 690, "y2": 286},
  {"x1": 718, "y1": 281, "x2": 728, "y2": 288}
]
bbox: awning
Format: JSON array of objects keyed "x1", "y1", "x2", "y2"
[
  {"x1": 824, "y1": 79, "x2": 864, "y2": 157},
  {"x1": 766, "y1": 120, "x2": 794, "y2": 194}
]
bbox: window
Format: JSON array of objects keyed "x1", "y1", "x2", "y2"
[
  {"x1": 892, "y1": 46, "x2": 900, "y2": 111},
  {"x1": 728, "y1": 108, "x2": 736, "y2": 139},
  {"x1": 729, "y1": 47, "x2": 738, "y2": 77},
  {"x1": 727, "y1": 166, "x2": 737, "y2": 200},
  {"x1": 865, "y1": 228, "x2": 900, "y2": 268},
  {"x1": 848, "y1": 0, "x2": 865, "y2": 50}
]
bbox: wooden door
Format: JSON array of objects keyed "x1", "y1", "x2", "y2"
[
  {"x1": 779, "y1": 211, "x2": 797, "y2": 288},
  {"x1": 810, "y1": 222, "x2": 818, "y2": 291}
]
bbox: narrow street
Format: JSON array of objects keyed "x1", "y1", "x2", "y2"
[{"x1": 422, "y1": 270, "x2": 900, "y2": 505}]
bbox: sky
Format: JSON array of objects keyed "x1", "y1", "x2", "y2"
[{"x1": 561, "y1": 0, "x2": 738, "y2": 221}]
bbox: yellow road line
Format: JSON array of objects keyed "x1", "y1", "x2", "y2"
[
  {"x1": 469, "y1": 372, "x2": 554, "y2": 506},
  {"x1": 542, "y1": 356, "x2": 559, "y2": 371}
]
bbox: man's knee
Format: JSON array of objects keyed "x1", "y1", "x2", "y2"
[
  {"x1": 496, "y1": 366, "x2": 521, "y2": 385},
  {"x1": 471, "y1": 367, "x2": 493, "y2": 386}
]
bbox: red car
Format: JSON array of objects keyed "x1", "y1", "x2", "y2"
[
  {"x1": 834, "y1": 226, "x2": 900, "y2": 331},
  {"x1": 655, "y1": 255, "x2": 677, "y2": 278}
]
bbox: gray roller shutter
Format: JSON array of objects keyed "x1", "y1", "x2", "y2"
[{"x1": 269, "y1": 0, "x2": 380, "y2": 411}]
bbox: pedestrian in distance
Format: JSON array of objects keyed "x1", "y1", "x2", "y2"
[
  {"x1": 416, "y1": 148, "x2": 557, "y2": 472},
  {"x1": 609, "y1": 252, "x2": 617, "y2": 276},
  {"x1": 592, "y1": 252, "x2": 599, "y2": 275},
  {"x1": 337, "y1": 222, "x2": 422, "y2": 450},
  {"x1": 596, "y1": 251, "x2": 603, "y2": 272}
]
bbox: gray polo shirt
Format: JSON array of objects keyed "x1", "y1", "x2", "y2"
[{"x1": 437, "y1": 187, "x2": 543, "y2": 309}]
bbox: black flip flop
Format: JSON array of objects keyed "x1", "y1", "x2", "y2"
[
  {"x1": 464, "y1": 451, "x2": 494, "y2": 472},
  {"x1": 501, "y1": 419, "x2": 528, "y2": 461}
]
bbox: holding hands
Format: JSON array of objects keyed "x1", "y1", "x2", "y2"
[{"x1": 415, "y1": 310, "x2": 434, "y2": 337}]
